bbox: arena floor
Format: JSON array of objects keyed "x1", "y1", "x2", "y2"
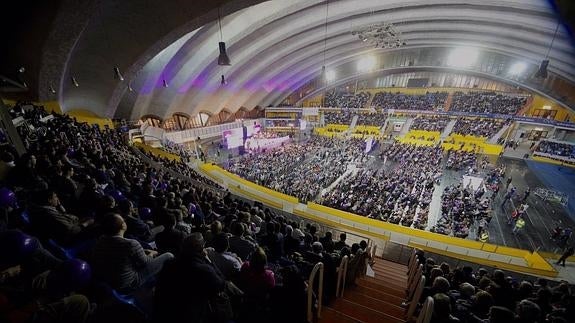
[{"x1": 487, "y1": 158, "x2": 575, "y2": 253}]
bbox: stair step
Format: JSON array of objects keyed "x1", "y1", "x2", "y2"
[
  {"x1": 331, "y1": 298, "x2": 405, "y2": 323},
  {"x1": 320, "y1": 307, "x2": 365, "y2": 323},
  {"x1": 363, "y1": 276, "x2": 407, "y2": 290},
  {"x1": 356, "y1": 278, "x2": 405, "y2": 298},
  {"x1": 351, "y1": 284, "x2": 406, "y2": 305},
  {"x1": 368, "y1": 275, "x2": 407, "y2": 290},
  {"x1": 372, "y1": 267, "x2": 408, "y2": 281},
  {"x1": 344, "y1": 290, "x2": 405, "y2": 318},
  {"x1": 372, "y1": 260, "x2": 408, "y2": 272}
]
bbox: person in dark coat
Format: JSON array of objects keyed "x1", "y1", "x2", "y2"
[{"x1": 154, "y1": 232, "x2": 227, "y2": 323}]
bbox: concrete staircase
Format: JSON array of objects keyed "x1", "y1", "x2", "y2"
[
  {"x1": 399, "y1": 118, "x2": 414, "y2": 136},
  {"x1": 443, "y1": 92, "x2": 454, "y2": 111},
  {"x1": 350, "y1": 115, "x2": 359, "y2": 130},
  {"x1": 488, "y1": 123, "x2": 511, "y2": 144},
  {"x1": 440, "y1": 119, "x2": 457, "y2": 140},
  {"x1": 320, "y1": 259, "x2": 408, "y2": 323}
]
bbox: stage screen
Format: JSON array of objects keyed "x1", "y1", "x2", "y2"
[
  {"x1": 223, "y1": 123, "x2": 261, "y2": 149},
  {"x1": 222, "y1": 128, "x2": 244, "y2": 149}
]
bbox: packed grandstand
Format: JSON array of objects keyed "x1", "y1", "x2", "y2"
[{"x1": 2, "y1": 1, "x2": 575, "y2": 323}]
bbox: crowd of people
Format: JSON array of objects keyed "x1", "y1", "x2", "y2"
[
  {"x1": 534, "y1": 140, "x2": 575, "y2": 160},
  {"x1": 322, "y1": 143, "x2": 443, "y2": 230},
  {"x1": 0, "y1": 104, "x2": 372, "y2": 323},
  {"x1": 450, "y1": 91, "x2": 528, "y2": 115},
  {"x1": 323, "y1": 111, "x2": 387, "y2": 126},
  {"x1": 415, "y1": 250, "x2": 574, "y2": 323},
  {"x1": 452, "y1": 118, "x2": 507, "y2": 138},
  {"x1": 446, "y1": 150, "x2": 478, "y2": 172},
  {"x1": 227, "y1": 136, "x2": 366, "y2": 202},
  {"x1": 371, "y1": 91, "x2": 448, "y2": 111},
  {"x1": 411, "y1": 115, "x2": 451, "y2": 132},
  {"x1": 324, "y1": 91, "x2": 371, "y2": 109},
  {"x1": 431, "y1": 183, "x2": 493, "y2": 239}
]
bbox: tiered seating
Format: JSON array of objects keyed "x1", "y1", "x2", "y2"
[
  {"x1": 450, "y1": 91, "x2": 527, "y2": 115},
  {"x1": 371, "y1": 92, "x2": 447, "y2": 111},
  {"x1": 325, "y1": 91, "x2": 371, "y2": 109}
]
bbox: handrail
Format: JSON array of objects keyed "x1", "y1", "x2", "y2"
[
  {"x1": 417, "y1": 296, "x2": 434, "y2": 323},
  {"x1": 336, "y1": 255, "x2": 349, "y2": 298},
  {"x1": 307, "y1": 262, "x2": 324, "y2": 322},
  {"x1": 406, "y1": 275, "x2": 425, "y2": 320}
]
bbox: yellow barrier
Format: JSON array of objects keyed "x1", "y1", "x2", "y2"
[
  {"x1": 293, "y1": 209, "x2": 390, "y2": 242},
  {"x1": 200, "y1": 163, "x2": 299, "y2": 204},
  {"x1": 409, "y1": 242, "x2": 558, "y2": 278},
  {"x1": 67, "y1": 109, "x2": 114, "y2": 129},
  {"x1": 306, "y1": 202, "x2": 543, "y2": 260},
  {"x1": 442, "y1": 134, "x2": 503, "y2": 155},
  {"x1": 397, "y1": 130, "x2": 441, "y2": 147},
  {"x1": 197, "y1": 164, "x2": 560, "y2": 276},
  {"x1": 134, "y1": 142, "x2": 182, "y2": 162}
]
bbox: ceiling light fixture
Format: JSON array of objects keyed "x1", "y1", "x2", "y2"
[
  {"x1": 217, "y1": 8, "x2": 231, "y2": 66},
  {"x1": 535, "y1": 19, "x2": 560, "y2": 79},
  {"x1": 49, "y1": 85, "x2": 56, "y2": 94},
  {"x1": 221, "y1": 75, "x2": 227, "y2": 85},
  {"x1": 114, "y1": 67, "x2": 124, "y2": 81},
  {"x1": 71, "y1": 76, "x2": 79, "y2": 87},
  {"x1": 162, "y1": 79, "x2": 168, "y2": 88}
]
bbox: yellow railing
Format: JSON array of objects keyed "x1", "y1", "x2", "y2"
[
  {"x1": 198, "y1": 163, "x2": 559, "y2": 277},
  {"x1": 409, "y1": 242, "x2": 557, "y2": 277},
  {"x1": 133, "y1": 142, "x2": 182, "y2": 162}
]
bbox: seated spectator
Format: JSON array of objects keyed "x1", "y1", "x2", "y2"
[
  {"x1": 269, "y1": 265, "x2": 307, "y2": 323},
  {"x1": 334, "y1": 232, "x2": 349, "y2": 251},
  {"x1": 118, "y1": 199, "x2": 155, "y2": 243},
  {"x1": 92, "y1": 213, "x2": 174, "y2": 293},
  {"x1": 155, "y1": 212, "x2": 188, "y2": 256},
  {"x1": 28, "y1": 189, "x2": 94, "y2": 246},
  {"x1": 206, "y1": 233, "x2": 242, "y2": 281},
  {"x1": 515, "y1": 299, "x2": 541, "y2": 323},
  {"x1": 239, "y1": 247, "x2": 275, "y2": 299},
  {"x1": 319, "y1": 231, "x2": 335, "y2": 253},
  {"x1": 432, "y1": 293, "x2": 460, "y2": 323},
  {"x1": 154, "y1": 232, "x2": 227, "y2": 323},
  {"x1": 228, "y1": 221, "x2": 257, "y2": 261}
]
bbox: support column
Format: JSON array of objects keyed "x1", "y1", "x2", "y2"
[{"x1": 0, "y1": 99, "x2": 26, "y2": 156}]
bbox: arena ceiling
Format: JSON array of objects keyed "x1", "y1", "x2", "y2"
[{"x1": 3, "y1": 0, "x2": 575, "y2": 120}]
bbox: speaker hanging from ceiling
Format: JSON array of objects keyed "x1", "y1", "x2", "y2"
[
  {"x1": 218, "y1": 42, "x2": 231, "y2": 66},
  {"x1": 534, "y1": 60, "x2": 549, "y2": 79}
]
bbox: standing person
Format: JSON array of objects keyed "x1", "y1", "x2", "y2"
[
  {"x1": 555, "y1": 246, "x2": 574, "y2": 267},
  {"x1": 513, "y1": 217, "x2": 525, "y2": 235},
  {"x1": 500, "y1": 187, "x2": 516, "y2": 209},
  {"x1": 522, "y1": 187, "x2": 531, "y2": 203}
]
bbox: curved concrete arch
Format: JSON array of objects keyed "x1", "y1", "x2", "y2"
[
  {"x1": 36, "y1": 0, "x2": 575, "y2": 119},
  {"x1": 134, "y1": 2, "x2": 573, "y2": 118}
]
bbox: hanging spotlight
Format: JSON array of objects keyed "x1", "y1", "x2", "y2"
[
  {"x1": 71, "y1": 76, "x2": 79, "y2": 87},
  {"x1": 162, "y1": 79, "x2": 168, "y2": 88},
  {"x1": 49, "y1": 85, "x2": 56, "y2": 94},
  {"x1": 534, "y1": 60, "x2": 549, "y2": 79},
  {"x1": 18, "y1": 67, "x2": 25, "y2": 73},
  {"x1": 114, "y1": 67, "x2": 124, "y2": 81},
  {"x1": 218, "y1": 42, "x2": 231, "y2": 66},
  {"x1": 128, "y1": 82, "x2": 134, "y2": 92},
  {"x1": 220, "y1": 75, "x2": 227, "y2": 85}
]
